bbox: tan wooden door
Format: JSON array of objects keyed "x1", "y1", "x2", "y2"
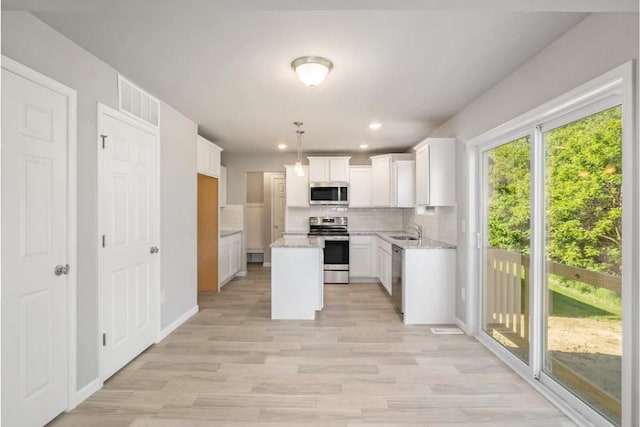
[{"x1": 198, "y1": 174, "x2": 219, "y2": 292}]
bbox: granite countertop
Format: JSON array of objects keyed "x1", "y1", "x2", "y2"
[
  {"x1": 375, "y1": 232, "x2": 456, "y2": 249},
  {"x1": 271, "y1": 236, "x2": 325, "y2": 249},
  {"x1": 220, "y1": 229, "x2": 242, "y2": 237},
  {"x1": 280, "y1": 230, "x2": 455, "y2": 249}
]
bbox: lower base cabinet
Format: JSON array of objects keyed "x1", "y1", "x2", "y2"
[
  {"x1": 220, "y1": 232, "x2": 242, "y2": 286},
  {"x1": 376, "y1": 238, "x2": 392, "y2": 295},
  {"x1": 403, "y1": 248, "x2": 455, "y2": 324},
  {"x1": 349, "y1": 235, "x2": 376, "y2": 279}
]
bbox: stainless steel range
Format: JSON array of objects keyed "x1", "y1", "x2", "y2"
[{"x1": 308, "y1": 217, "x2": 349, "y2": 284}]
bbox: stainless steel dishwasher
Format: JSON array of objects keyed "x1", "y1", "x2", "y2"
[{"x1": 391, "y1": 245, "x2": 403, "y2": 313}]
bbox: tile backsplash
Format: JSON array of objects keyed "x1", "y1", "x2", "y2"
[
  {"x1": 286, "y1": 207, "x2": 405, "y2": 232},
  {"x1": 286, "y1": 206, "x2": 456, "y2": 245},
  {"x1": 405, "y1": 206, "x2": 457, "y2": 245}
]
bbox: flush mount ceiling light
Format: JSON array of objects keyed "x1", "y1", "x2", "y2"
[
  {"x1": 359, "y1": 144, "x2": 369, "y2": 149},
  {"x1": 369, "y1": 123, "x2": 382, "y2": 130},
  {"x1": 291, "y1": 56, "x2": 333, "y2": 88},
  {"x1": 278, "y1": 144, "x2": 287, "y2": 150}
]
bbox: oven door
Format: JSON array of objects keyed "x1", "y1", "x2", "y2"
[{"x1": 323, "y1": 238, "x2": 349, "y2": 284}]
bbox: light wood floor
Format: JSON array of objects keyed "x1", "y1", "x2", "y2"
[{"x1": 50, "y1": 264, "x2": 575, "y2": 426}]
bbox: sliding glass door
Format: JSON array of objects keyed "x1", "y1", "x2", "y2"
[
  {"x1": 480, "y1": 104, "x2": 623, "y2": 426},
  {"x1": 542, "y1": 106, "x2": 622, "y2": 425},
  {"x1": 481, "y1": 136, "x2": 531, "y2": 364}
]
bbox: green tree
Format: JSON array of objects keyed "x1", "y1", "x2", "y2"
[{"x1": 487, "y1": 106, "x2": 622, "y2": 276}]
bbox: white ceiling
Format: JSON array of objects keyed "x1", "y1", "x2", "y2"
[{"x1": 4, "y1": 1, "x2": 635, "y2": 153}]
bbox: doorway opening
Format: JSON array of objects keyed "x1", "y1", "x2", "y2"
[{"x1": 245, "y1": 172, "x2": 285, "y2": 268}]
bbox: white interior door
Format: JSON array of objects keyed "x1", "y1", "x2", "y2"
[
  {"x1": 1, "y1": 68, "x2": 70, "y2": 426},
  {"x1": 271, "y1": 176, "x2": 285, "y2": 242},
  {"x1": 99, "y1": 108, "x2": 158, "y2": 380}
]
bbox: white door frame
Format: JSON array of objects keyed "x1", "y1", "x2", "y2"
[
  {"x1": 96, "y1": 103, "x2": 161, "y2": 381},
  {"x1": 1, "y1": 55, "x2": 78, "y2": 410},
  {"x1": 270, "y1": 173, "x2": 285, "y2": 243},
  {"x1": 466, "y1": 62, "x2": 636, "y2": 427}
]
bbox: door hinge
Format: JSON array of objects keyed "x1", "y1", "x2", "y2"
[
  {"x1": 100, "y1": 134, "x2": 107, "y2": 149},
  {"x1": 102, "y1": 333, "x2": 106, "y2": 346},
  {"x1": 476, "y1": 232, "x2": 482, "y2": 249},
  {"x1": 102, "y1": 235, "x2": 106, "y2": 248}
]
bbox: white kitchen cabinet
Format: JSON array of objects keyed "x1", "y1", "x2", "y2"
[
  {"x1": 308, "y1": 156, "x2": 350, "y2": 183},
  {"x1": 370, "y1": 154, "x2": 414, "y2": 207},
  {"x1": 219, "y1": 232, "x2": 242, "y2": 287},
  {"x1": 349, "y1": 235, "x2": 376, "y2": 278},
  {"x1": 391, "y1": 160, "x2": 415, "y2": 208},
  {"x1": 197, "y1": 135, "x2": 223, "y2": 178},
  {"x1": 348, "y1": 166, "x2": 372, "y2": 207},
  {"x1": 271, "y1": 246, "x2": 323, "y2": 320},
  {"x1": 285, "y1": 165, "x2": 309, "y2": 207},
  {"x1": 376, "y1": 237, "x2": 392, "y2": 294},
  {"x1": 403, "y1": 248, "x2": 456, "y2": 324},
  {"x1": 414, "y1": 138, "x2": 456, "y2": 206},
  {"x1": 219, "y1": 165, "x2": 227, "y2": 207}
]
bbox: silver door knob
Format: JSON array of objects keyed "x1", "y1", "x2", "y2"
[{"x1": 54, "y1": 264, "x2": 70, "y2": 276}]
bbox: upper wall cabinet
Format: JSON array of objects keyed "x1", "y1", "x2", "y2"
[
  {"x1": 370, "y1": 154, "x2": 414, "y2": 207},
  {"x1": 285, "y1": 165, "x2": 309, "y2": 207},
  {"x1": 414, "y1": 138, "x2": 456, "y2": 206},
  {"x1": 349, "y1": 166, "x2": 372, "y2": 208},
  {"x1": 392, "y1": 160, "x2": 416, "y2": 208},
  {"x1": 197, "y1": 135, "x2": 223, "y2": 178},
  {"x1": 308, "y1": 156, "x2": 350, "y2": 183}
]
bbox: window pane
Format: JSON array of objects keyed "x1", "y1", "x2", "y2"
[
  {"x1": 482, "y1": 136, "x2": 531, "y2": 364},
  {"x1": 543, "y1": 105, "x2": 622, "y2": 425}
]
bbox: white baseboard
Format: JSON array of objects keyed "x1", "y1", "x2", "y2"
[
  {"x1": 156, "y1": 305, "x2": 199, "y2": 343},
  {"x1": 262, "y1": 262, "x2": 271, "y2": 267},
  {"x1": 70, "y1": 378, "x2": 102, "y2": 409},
  {"x1": 455, "y1": 317, "x2": 470, "y2": 335},
  {"x1": 237, "y1": 270, "x2": 247, "y2": 277}
]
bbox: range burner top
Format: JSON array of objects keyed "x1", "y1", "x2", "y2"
[{"x1": 308, "y1": 216, "x2": 348, "y2": 237}]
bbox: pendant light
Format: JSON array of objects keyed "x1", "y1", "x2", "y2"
[
  {"x1": 293, "y1": 121, "x2": 305, "y2": 177},
  {"x1": 291, "y1": 56, "x2": 333, "y2": 88}
]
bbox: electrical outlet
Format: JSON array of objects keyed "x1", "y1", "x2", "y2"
[
  {"x1": 160, "y1": 290, "x2": 166, "y2": 304},
  {"x1": 461, "y1": 288, "x2": 466, "y2": 301}
]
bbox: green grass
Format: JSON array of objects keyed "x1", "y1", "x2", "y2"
[{"x1": 548, "y1": 275, "x2": 621, "y2": 320}]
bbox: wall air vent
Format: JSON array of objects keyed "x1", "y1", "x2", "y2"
[{"x1": 118, "y1": 75, "x2": 159, "y2": 127}]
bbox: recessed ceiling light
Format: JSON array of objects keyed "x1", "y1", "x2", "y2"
[
  {"x1": 359, "y1": 144, "x2": 369, "y2": 149},
  {"x1": 369, "y1": 123, "x2": 382, "y2": 130},
  {"x1": 277, "y1": 144, "x2": 287, "y2": 149}
]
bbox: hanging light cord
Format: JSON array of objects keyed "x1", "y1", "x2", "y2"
[{"x1": 296, "y1": 129, "x2": 304, "y2": 162}]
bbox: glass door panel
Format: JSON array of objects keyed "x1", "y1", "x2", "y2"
[
  {"x1": 542, "y1": 105, "x2": 622, "y2": 425},
  {"x1": 482, "y1": 136, "x2": 531, "y2": 364}
]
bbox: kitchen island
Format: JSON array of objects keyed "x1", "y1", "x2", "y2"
[{"x1": 270, "y1": 236, "x2": 324, "y2": 320}]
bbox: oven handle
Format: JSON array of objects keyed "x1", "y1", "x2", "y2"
[{"x1": 321, "y1": 236, "x2": 349, "y2": 241}]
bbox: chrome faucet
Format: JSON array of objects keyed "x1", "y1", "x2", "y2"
[{"x1": 405, "y1": 223, "x2": 423, "y2": 240}]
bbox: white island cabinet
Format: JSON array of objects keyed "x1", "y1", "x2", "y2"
[{"x1": 271, "y1": 237, "x2": 324, "y2": 320}]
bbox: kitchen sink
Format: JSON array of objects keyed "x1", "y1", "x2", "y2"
[{"x1": 390, "y1": 235, "x2": 419, "y2": 241}]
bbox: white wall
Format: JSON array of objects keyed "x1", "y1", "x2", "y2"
[
  {"x1": 2, "y1": 12, "x2": 199, "y2": 389},
  {"x1": 159, "y1": 103, "x2": 198, "y2": 330},
  {"x1": 426, "y1": 12, "x2": 639, "y2": 325}
]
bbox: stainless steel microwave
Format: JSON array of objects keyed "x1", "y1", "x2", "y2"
[{"x1": 309, "y1": 182, "x2": 349, "y2": 205}]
